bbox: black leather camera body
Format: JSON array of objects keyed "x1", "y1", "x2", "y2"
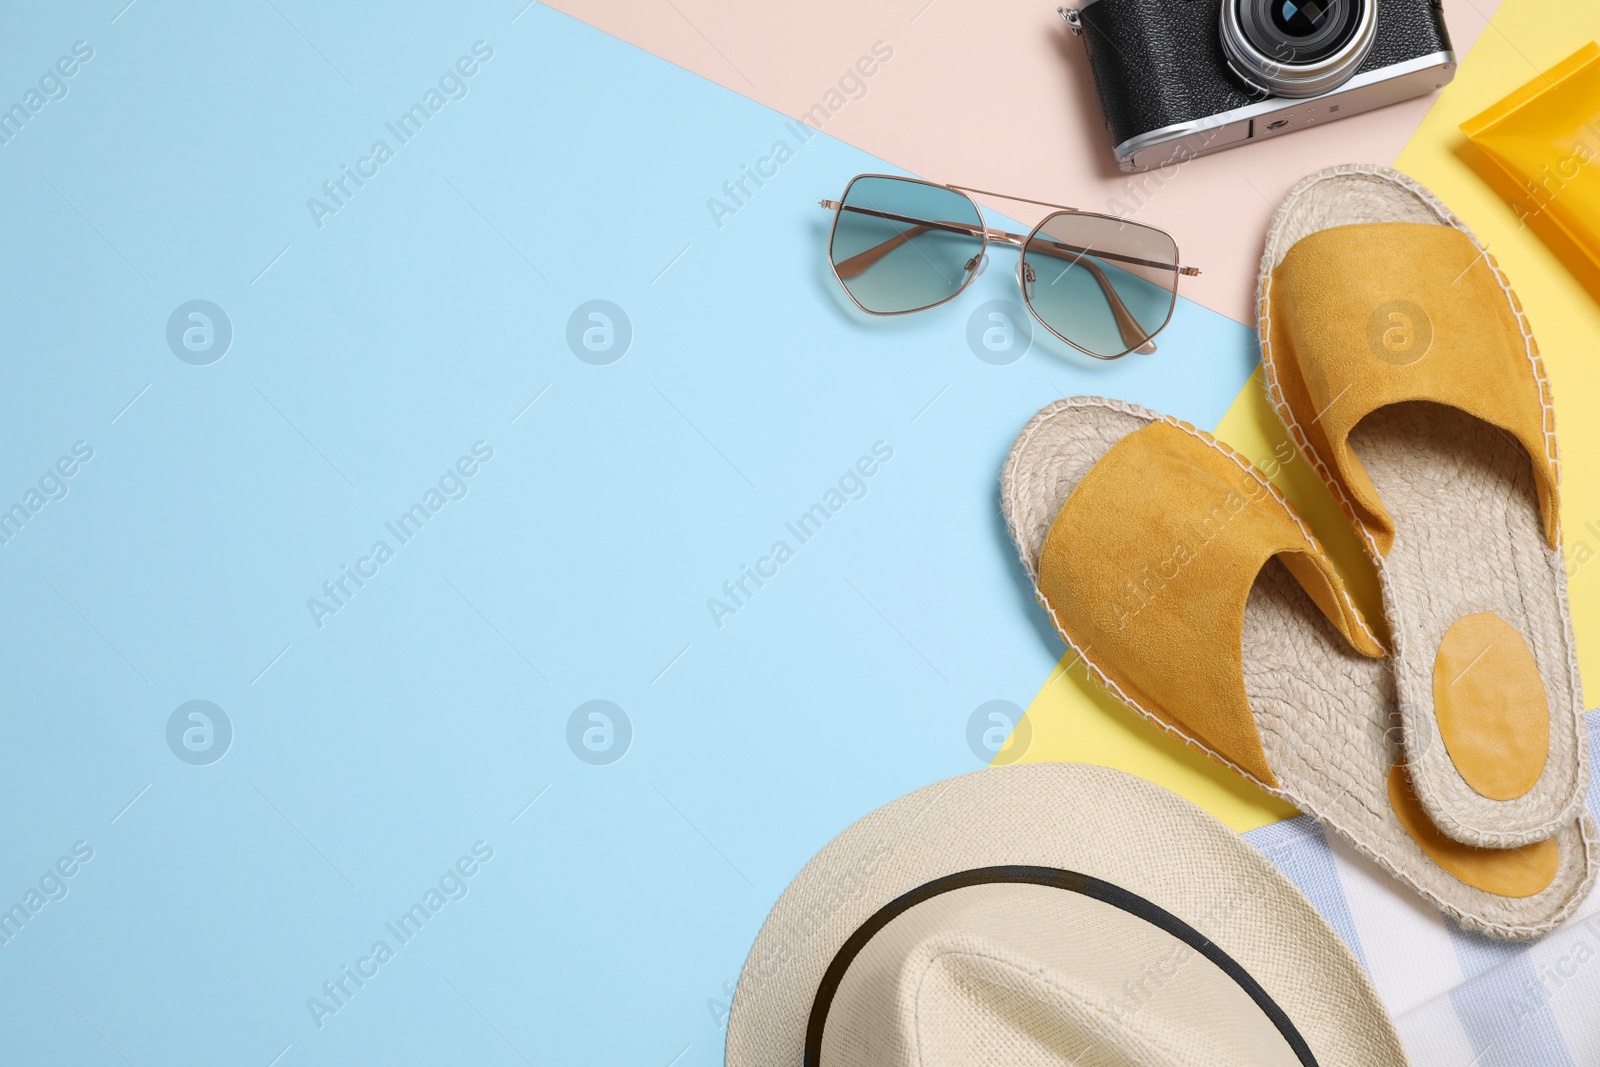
[{"x1": 1065, "y1": 0, "x2": 1455, "y2": 171}]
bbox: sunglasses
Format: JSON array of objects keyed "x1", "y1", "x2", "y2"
[{"x1": 820, "y1": 174, "x2": 1200, "y2": 360}]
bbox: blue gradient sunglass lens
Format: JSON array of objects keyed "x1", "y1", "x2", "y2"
[
  {"x1": 1021, "y1": 212, "x2": 1180, "y2": 360},
  {"x1": 828, "y1": 177, "x2": 985, "y2": 314}
]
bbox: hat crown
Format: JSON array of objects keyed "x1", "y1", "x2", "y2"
[
  {"x1": 818, "y1": 881, "x2": 1305, "y2": 1067},
  {"x1": 895, "y1": 931, "x2": 1188, "y2": 1067}
]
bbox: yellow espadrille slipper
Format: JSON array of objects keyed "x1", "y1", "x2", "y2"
[
  {"x1": 1002, "y1": 395, "x2": 1595, "y2": 940},
  {"x1": 1259, "y1": 164, "x2": 1586, "y2": 850}
]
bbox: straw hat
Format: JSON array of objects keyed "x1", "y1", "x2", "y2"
[{"x1": 725, "y1": 763, "x2": 1409, "y2": 1067}]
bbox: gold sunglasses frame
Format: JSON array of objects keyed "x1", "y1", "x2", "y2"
[{"x1": 820, "y1": 174, "x2": 1200, "y2": 361}]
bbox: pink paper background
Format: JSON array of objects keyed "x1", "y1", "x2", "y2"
[{"x1": 547, "y1": 0, "x2": 1498, "y2": 325}]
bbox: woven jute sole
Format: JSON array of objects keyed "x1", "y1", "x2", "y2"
[
  {"x1": 1258, "y1": 164, "x2": 1588, "y2": 849},
  {"x1": 1000, "y1": 395, "x2": 1596, "y2": 940}
]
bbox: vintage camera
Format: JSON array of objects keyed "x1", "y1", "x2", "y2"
[{"x1": 1063, "y1": 0, "x2": 1455, "y2": 171}]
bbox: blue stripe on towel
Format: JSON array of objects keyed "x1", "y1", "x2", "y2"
[
  {"x1": 1448, "y1": 957, "x2": 1575, "y2": 1067},
  {"x1": 1248, "y1": 710, "x2": 1600, "y2": 1066}
]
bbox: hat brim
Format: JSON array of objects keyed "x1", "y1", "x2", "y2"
[{"x1": 725, "y1": 762, "x2": 1409, "y2": 1067}]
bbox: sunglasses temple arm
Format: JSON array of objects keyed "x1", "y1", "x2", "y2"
[
  {"x1": 823, "y1": 202, "x2": 1165, "y2": 351},
  {"x1": 1029, "y1": 243, "x2": 1158, "y2": 353},
  {"x1": 1096, "y1": 259, "x2": 1159, "y2": 354},
  {"x1": 834, "y1": 222, "x2": 958, "y2": 279},
  {"x1": 824, "y1": 203, "x2": 1198, "y2": 275},
  {"x1": 836, "y1": 226, "x2": 1152, "y2": 352},
  {"x1": 1034, "y1": 237, "x2": 1197, "y2": 275}
]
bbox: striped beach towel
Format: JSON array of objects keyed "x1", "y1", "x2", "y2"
[{"x1": 1245, "y1": 711, "x2": 1600, "y2": 1064}]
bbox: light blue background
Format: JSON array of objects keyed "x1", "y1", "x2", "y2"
[{"x1": 0, "y1": 3, "x2": 1258, "y2": 1063}]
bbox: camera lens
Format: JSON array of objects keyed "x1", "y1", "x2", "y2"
[
  {"x1": 1220, "y1": 0, "x2": 1376, "y2": 98},
  {"x1": 1246, "y1": 0, "x2": 1356, "y2": 61},
  {"x1": 1273, "y1": 1, "x2": 1332, "y2": 37}
]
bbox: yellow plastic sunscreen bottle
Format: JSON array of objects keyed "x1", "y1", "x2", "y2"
[{"x1": 1462, "y1": 42, "x2": 1600, "y2": 276}]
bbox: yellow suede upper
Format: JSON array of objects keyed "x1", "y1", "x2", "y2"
[
  {"x1": 1035, "y1": 420, "x2": 1384, "y2": 788},
  {"x1": 1263, "y1": 222, "x2": 1561, "y2": 555}
]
